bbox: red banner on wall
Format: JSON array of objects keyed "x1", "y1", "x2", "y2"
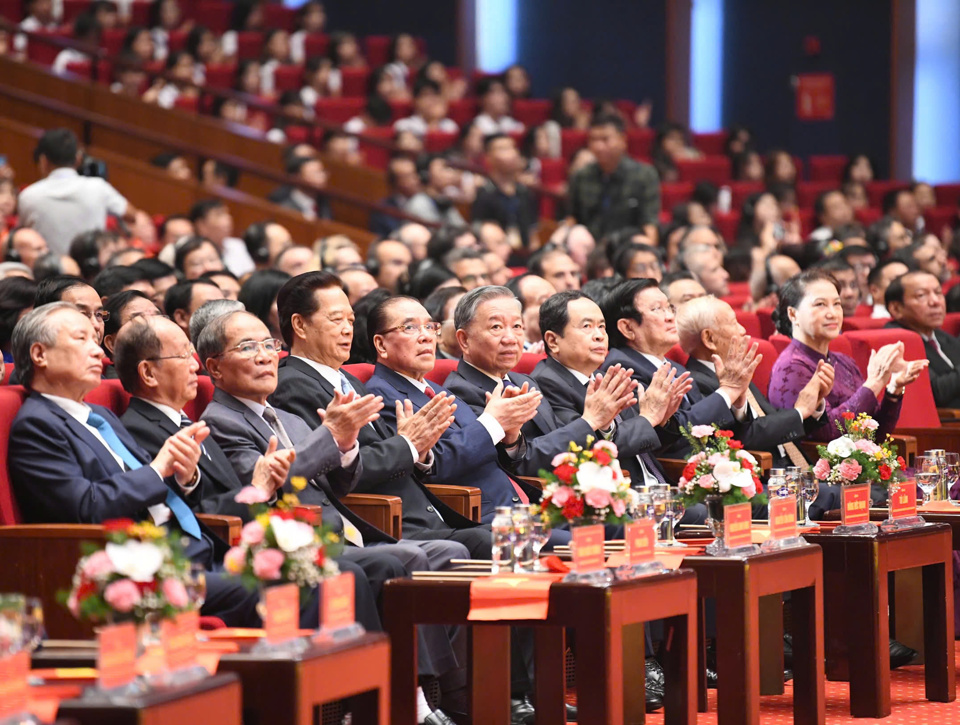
[{"x1": 796, "y1": 73, "x2": 835, "y2": 120}]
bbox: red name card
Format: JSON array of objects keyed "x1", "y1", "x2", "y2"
[
  {"x1": 571, "y1": 524, "x2": 605, "y2": 572},
  {"x1": 163, "y1": 610, "x2": 199, "y2": 671},
  {"x1": 0, "y1": 651, "x2": 29, "y2": 718},
  {"x1": 264, "y1": 583, "x2": 300, "y2": 643},
  {"x1": 724, "y1": 502, "x2": 753, "y2": 549},
  {"x1": 320, "y1": 572, "x2": 355, "y2": 631},
  {"x1": 769, "y1": 496, "x2": 798, "y2": 540},
  {"x1": 98, "y1": 622, "x2": 137, "y2": 690},
  {"x1": 841, "y1": 484, "x2": 871, "y2": 526},
  {"x1": 625, "y1": 520, "x2": 655, "y2": 564},
  {"x1": 890, "y1": 482, "x2": 918, "y2": 520}
]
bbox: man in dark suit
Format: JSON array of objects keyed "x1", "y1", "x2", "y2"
[
  {"x1": 444, "y1": 285, "x2": 641, "y2": 476},
  {"x1": 6, "y1": 302, "x2": 267, "y2": 627},
  {"x1": 886, "y1": 270, "x2": 960, "y2": 409},
  {"x1": 268, "y1": 271, "x2": 491, "y2": 559},
  {"x1": 528, "y1": 289, "x2": 690, "y2": 493},
  {"x1": 600, "y1": 278, "x2": 759, "y2": 456},
  {"x1": 362, "y1": 295, "x2": 551, "y2": 526}
]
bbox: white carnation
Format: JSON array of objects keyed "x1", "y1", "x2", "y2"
[
  {"x1": 827, "y1": 436, "x2": 855, "y2": 458},
  {"x1": 575, "y1": 461, "x2": 617, "y2": 493},
  {"x1": 105, "y1": 541, "x2": 164, "y2": 583},
  {"x1": 270, "y1": 517, "x2": 316, "y2": 553}
]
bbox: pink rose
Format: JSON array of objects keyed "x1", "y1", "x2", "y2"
[
  {"x1": 252, "y1": 548, "x2": 285, "y2": 581},
  {"x1": 235, "y1": 486, "x2": 271, "y2": 504},
  {"x1": 861, "y1": 418, "x2": 879, "y2": 431},
  {"x1": 81, "y1": 550, "x2": 114, "y2": 579},
  {"x1": 690, "y1": 425, "x2": 715, "y2": 438},
  {"x1": 551, "y1": 486, "x2": 574, "y2": 507},
  {"x1": 854, "y1": 439, "x2": 880, "y2": 455},
  {"x1": 584, "y1": 487, "x2": 613, "y2": 510},
  {"x1": 67, "y1": 592, "x2": 79, "y2": 617},
  {"x1": 162, "y1": 578, "x2": 189, "y2": 609},
  {"x1": 241, "y1": 520, "x2": 265, "y2": 546},
  {"x1": 593, "y1": 440, "x2": 618, "y2": 458},
  {"x1": 611, "y1": 498, "x2": 626, "y2": 517},
  {"x1": 697, "y1": 474, "x2": 716, "y2": 489},
  {"x1": 223, "y1": 546, "x2": 247, "y2": 575},
  {"x1": 103, "y1": 579, "x2": 141, "y2": 613},
  {"x1": 813, "y1": 458, "x2": 831, "y2": 480},
  {"x1": 742, "y1": 484, "x2": 757, "y2": 499},
  {"x1": 837, "y1": 459, "x2": 863, "y2": 482},
  {"x1": 551, "y1": 452, "x2": 576, "y2": 467}
]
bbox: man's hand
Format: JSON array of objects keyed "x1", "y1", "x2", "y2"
[
  {"x1": 715, "y1": 336, "x2": 762, "y2": 402},
  {"x1": 582, "y1": 364, "x2": 638, "y2": 431},
  {"x1": 484, "y1": 381, "x2": 542, "y2": 443},
  {"x1": 890, "y1": 358, "x2": 929, "y2": 393},
  {"x1": 660, "y1": 370, "x2": 692, "y2": 423},
  {"x1": 319, "y1": 390, "x2": 384, "y2": 453},
  {"x1": 153, "y1": 421, "x2": 209, "y2": 488},
  {"x1": 396, "y1": 394, "x2": 456, "y2": 460},
  {"x1": 638, "y1": 363, "x2": 682, "y2": 427},
  {"x1": 251, "y1": 435, "x2": 296, "y2": 496},
  {"x1": 865, "y1": 343, "x2": 903, "y2": 395}
]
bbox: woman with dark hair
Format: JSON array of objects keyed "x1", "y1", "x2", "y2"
[
  {"x1": 238, "y1": 269, "x2": 291, "y2": 341},
  {"x1": 651, "y1": 121, "x2": 702, "y2": 183},
  {"x1": 415, "y1": 59, "x2": 467, "y2": 102},
  {"x1": 0, "y1": 275, "x2": 37, "y2": 363},
  {"x1": 734, "y1": 191, "x2": 803, "y2": 251},
  {"x1": 149, "y1": 0, "x2": 188, "y2": 60},
  {"x1": 259, "y1": 28, "x2": 291, "y2": 95},
  {"x1": 326, "y1": 32, "x2": 367, "y2": 97},
  {"x1": 764, "y1": 149, "x2": 797, "y2": 187},
  {"x1": 843, "y1": 154, "x2": 875, "y2": 184},
  {"x1": 404, "y1": 259, "x2": 458, "y2": 301},
  {"x1": 289, "y1": 0, "x2": 325, "y2": 64},
  {"x1": 385, "y1": 33, "x2": 423, "y2": 90},
  {"x1": 221, "y1": 0, "x2": 263, "y2": 58},
  {"x1": 121, "y1": 25, "x2": 155, "y2": 62},
  {"x1": 184, "y1": 25, "x2": 223, "y2": 84},
  {"x1": 768, "y1": 269, "x2": 925, "y2": 442},
  {"x1": 503, "y1": 63, "x2": 531, "y2": 99},
  {"x1": 731, "y1": 149, "x2": 764, "y2": 182},
  {"x1": 549, "y1": 86, "x2": 589, "y2": 129}
]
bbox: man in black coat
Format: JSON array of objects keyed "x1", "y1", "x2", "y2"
[
  {"x1": 886, "y1": 270, "x2": 960, "y2": 409},
  {"x1": 268, "y1": 271, "x2": 491, "y2": 559}
]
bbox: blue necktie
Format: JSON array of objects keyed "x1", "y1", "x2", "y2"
[
  {"x1": 180, "y1": 413, "x2": 210, "y2": 460},
  {"x1": 87, "y1": 411, "x2": 202, "y2": 539},
  {"x1": 339, "y1": 372, "x2": 357, "y2": 396}
]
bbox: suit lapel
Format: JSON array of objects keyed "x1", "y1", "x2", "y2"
[
  {"x1": 510, "y1": 371, "x2": 556, "y2": 433},
  {"x1": 36, "y1": 396, "x2": 138, "y2": 472},
  {"x1": 212, "y1": 389, "x2": 276, "y2": 448}
]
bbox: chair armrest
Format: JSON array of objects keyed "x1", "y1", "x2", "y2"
[
  {"x1": 341, "y1": 494, "x2": 403, "y2": 540},
  {"x1": 937, "y1": 408, "x2": 960, "y2": 420},
  {"x1": 746, "y1": 450, "x2": 774, "y2": 473},
  {"x1": 657, "y1": 458, "x2": 687, "y2": 483},
  {"x1": 893, "y1": 429, "x2": 952, "y2": 467},
  {"x1": 195, "y1": 513, "x2": 243, "y2": 546},
  {"x1": 514, "y1": 476, "x2": 545, "y2": 491},
  {"x1": 0, "y1": 524, "x2": 105, "y2": 640},
  {"x1": 425, "y1": 484, "x2": 482, "y2": 523}
]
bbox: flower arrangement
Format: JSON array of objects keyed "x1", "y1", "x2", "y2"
[
  {"x1": 223, "y1": 480, "x2": 342, "y2": 596},
  {"x1": 60, "y1": 520, "x2": 194, "y2": 625},
  {"x1": 678, "y1": 425, "x2": 767, "y2": 507},
  {"x1": 813, "y1": 412, "x2": 905, "y2": 489},
  {"x1": 536, "y1": 437, "x2": 639, "y2": 527}
]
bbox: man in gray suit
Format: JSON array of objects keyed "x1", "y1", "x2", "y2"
[{"x1": 197, "y1": 309, "x2": 468, "y2": 725}]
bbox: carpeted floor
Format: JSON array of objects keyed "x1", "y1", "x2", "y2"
[{"x1": 639, "y1": 647, "x2": 960, "y2": 724}]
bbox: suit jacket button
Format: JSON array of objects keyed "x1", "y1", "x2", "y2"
[
  {"x1": 426, "y1": 506, "x2": 435, "y2": 512},
  {"x1": 322, "y1": 498, "x2": 331, "y2": 505},
  {"x1": 512, "y1": 496, "x2": 520, "y2": 502}
]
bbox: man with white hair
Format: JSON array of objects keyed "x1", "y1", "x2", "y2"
[
  {"x1": 681, "y1": 242, "x2": 729, "y2": 297},
  {"x1": 676, "y1": 296, "x2": 835, "y2": 494}
]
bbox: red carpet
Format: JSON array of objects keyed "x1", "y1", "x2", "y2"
[{"x1": 639, "y1": 644, "x2": 960, "y2": 724}]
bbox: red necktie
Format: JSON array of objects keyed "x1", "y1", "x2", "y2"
[
  {"x1": 424, "y1": 385, "x2": 435, "y2": 399},
  {"x1": 509, "y1": 476, "x2": 530, "y2": 504}
]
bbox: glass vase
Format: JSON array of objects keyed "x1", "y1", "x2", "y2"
[{"x1": 704, "y1": 495, "x2": 727, "y2": 556}]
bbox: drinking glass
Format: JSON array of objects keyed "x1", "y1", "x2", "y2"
[
  {"x1": 942, "y1": 452, "x2": 960, "y2": 500},
  {"x1": 21, "y1": 597, "x2": 44, "y2": 652},
  {"x1": 529, "y1": 516, "x2": 552, "y2": 571},
  {"x1": 915, "y1": 455, "x2": 941, "y2": 504},
  {"x1": 0, "y1": 593, "x2": 25, "y2": 655},
  {"x1": 511, "y1": 506, "x2": 533, "y2": 572},
  {"x1": 650, "y1": 485, "x2": 669, "y2": 542},
  {"x1": 799, "y1": 471, "x2": 819, "y2": 526},
  {"x1": 186, "y1": 564, "x2": 207, "y2": 609}
]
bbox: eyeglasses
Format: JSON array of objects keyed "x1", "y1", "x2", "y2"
[
  {"x1": 643, "y1": 304, "x2": 677, "y2": 317},
  {"x1": 215, "y1": 338, "x2": 283, "y2": 358},
  {"x1": 378, "y1": 322, "x2": 442, "y2": 337},
  {"x1": 78, "y1": 308, "x2": 110, "y2": 324},
  {"x1": 459, "y1": 273, "x2": 490, "y2": 285},
  {"x1": 147, "y1": 344, "x2": 196, "y2": 362}
]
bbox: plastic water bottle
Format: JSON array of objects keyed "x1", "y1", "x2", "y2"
[
  {"x1": 511, "y1": 505, "x2": 534, "y2": 572},
  {"x1": 491, "y1": 506, "x2": 515, "y2": 574},
  {"x1": 769, "y1": 468, "x2": 789, "y2": 499}
]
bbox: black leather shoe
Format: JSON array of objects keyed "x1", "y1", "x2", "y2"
[
  {"x1": 783, "y1": 633, "x2": 794, "y2": 670},
  {"x1": 705, "y1": 640, "x2": 718, "y2": 688},
  {"x1": 783, "y1": 669, "x2": 793, "y2": 683},
  {"x1": 565, "y1": 702, "x2": 578, "y2": 721},
  {"x1": 645, "y1": 657, "x2": 665, "y2": 712},
  {"x1": 890, "y1": 639, "x2": 918, "y2": 669},
  {"x1": 509, "y1": 696, "x2": 535, "y2": 725},
  {"x1": 706, "y1": 666, "x2": 719, "y2": 689},
  {"x1": 422, "y1": 709, "x2": 456, "y2": 725}
]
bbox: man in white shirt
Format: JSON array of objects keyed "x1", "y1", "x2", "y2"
[
  {"x1": 472, "y1": 77, "x2": 524, "y2": 136},
  {"x1": 867, "y1": 259, "x2": 910, "y2": 319},
  {"x1": 18, "y1": 129, "x2": 136, "y2": 255},
  {"x1": 188, "y1": 199, "x2": 255, "y2": 277},
  {"x1": 393, "y1": 78, "x2": 459, "y2": 138}
]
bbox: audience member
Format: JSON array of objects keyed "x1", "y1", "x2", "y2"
[
  {"x1": 424, "y1": 285, "x2": 467, "y2": 360},
  {"x1": 472, "y1": 134, "x2": 538, "y2": 250},
  {"x1": 268, "y1": 156, "x2": 332, "y2": 221},
  {"x1": 174, "y1": 236, "x2": 224, "y2": 280},
  {"x1": 530, "y1": 248, "x2": 580, "y2": 292},
  {"x1": 882, "y1": 188, "x2": 922, "y2": 236},
  {"x1": 370, "y1": 157, "x2": 422, "y2": 237},
  {"x1": 613, "y1": 243, "x2": 664, "y2": 282},
  {"x1": 18, "y1": 129, "x2": 135, "y2": 255},
  {"x1": 238, "y1": 270, "x2": 291, "y2": 342},
  {"x1": 189, "y1": 200, "x2": 255, "y2": 276},
  {"x1": 505, "y1": 273, "x2": 555, "y2": 349},
  {"x1": 202, "y1": 269, "x2": 242, "y2": 301},
  {"x1": 885, "y1": 270, "x2": 960, "y2": 409},
  {"x1": 443, "y1": 248, "x2": 490, "y2": 291},
  {"x1": 810, "y1": 190, "x2": 855, "y2": 243},
  {"x1": 394, "y1": 78, "x2": 458, "y2": 137},
  {"x1": 0, "y1": 275, "x2": 36, "y2": 363},
  {"x1": 92, "y1": 264, "x2": 154, "y2": 302},
  {"x1": 242, "y1": 221, "x2": 293, "y2": 270},
  {"x1": 132, "y1": 258, "x2": 178, "y2": 308},
  {"x1": 367, "y1": 238, "x2": 412, "y2": 293},
  {"x1": 3, "y1": 227, "x2": 48, "y2": 271},
  {"x1": 472, "y1": 77, "x2": 524, "y2": 135},
  {"x1": 339, "y1": 267, "x2": 379, "y2": 306},
  {"x1": 867, "y1": 259, "x2": 911, "y2": 319},
  {"x1": 100, "y1": 289, "x2": 162, "y2": 359},
  {"x1": 404, "y1": 155, "x2": 467, "y2": 226},
  {"x1": 274, "y1": 245, "x2": 317, "y2": 277},
  {"x1": 189, "y1": 298, "x2": 246, "y2": 348},
  {"x1": 660, "y1": 271, "x2": 706, "y2": 307},
  {"x1": 164, "y1": 278, "x2": 225, "y2": 337},
  {"x1": 816, "y1": 258, "x2": 861, "y2": 318}
]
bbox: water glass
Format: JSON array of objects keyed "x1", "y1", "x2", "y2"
[
  {"x1": 511, "y1": 505, "x2": 534, "y2": 572},
  {"x1": 0, "y1": 593, "x2": 25, "y2": 655},
  {"x1": 916, "y1": 455, "x2": 941, "y2": 504},
  {"x1": 185, "y1": 564, "x2": 207, "y2": 610},
  {"x1": 650, "y1": 485, "x2": 669, "y2": 541},
  {"x1": 799, "y1": 471, "x2": 819, "y2": 526},
  {"x1": 942, "y1": 452, "x2": 960, "y2": 500},
  {"x1": 21, "y1": 597, "x2": 44, "y2": 652},
  {"x1": 529, "y1": 515, "x2": 552, "y2": 571}
]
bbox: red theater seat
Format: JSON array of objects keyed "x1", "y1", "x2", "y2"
[
  {"x1": 184, "y1": 376, "x2": 215, "y2": 421},
  {"x1": 262, "y1": 4, "x2": 295, "y2": 32},
  {"x1": 84, "y1": 379, "x2": 131, "y2": 416},
  {"x1": 807, "y1": 155, "x2": 847, "y2": 183},
  {"x1": 751, "y1": 339, "x2": 777, "y2": 399},
  {"x1": 343, "y1": 363, "x2": 374, "y2": 384},
  {"x1": 796, "y1": 181, "x2": 838, "y2": 209},
  {"x1": 942, "y1": 313, "x2": 960, "y2": 338},
  {"x1": 513, "y1": 353, "x2": 546, "y2": 376},
  {"x1": 339, "y1": 67, "x2": 371, "y2": 97},
  {"x1": 734, "y1": 310, "x2": 762, "y2": 339},
  {"x1": 626, "y1": 129, "x2": 654, "y2": 159},
  {"x1": 560, "y1": 129, "x2": 588, "y2": 160},
  {"x1": 934, "y1": 183, "x2": 960, "y2": 208},
  {"x1": 0, "y1": 385, "x2": 29, "y2": 524},
  {"x1": 235, "y1": 31, "x2": 262, "y2": 60},
  {"x1": 866, "y1": 181, "x2": 908, "y2": 208},
  {"x1": 425, "y1": 359, "x2": 458, "y2": 386},
  {"x1": 273, "y1": 65, "x2": 303, "y2": 92},
  {"x1": 447, "y1": 99, "x2": 478, "y2": 128},
  {"x1": 676, "y1": 156, "x2": 731, "y2": 185},
  {"x1": 513, "y1": 99, "x2": 551, "y2": 127},
  {"x1": 316, "y1": 97, "x2": 365, "y2": 124},
  {"x1": 539, "y1": 158, "x2": 567, "y2": 186},
  {"x1": 303, "y1": 34, "x2": 329, "y2": 58},
  {"x1": 691, "y1": 132, "x2": 727, "y2": 156},
  {"x1": 841, "y1": 317, "x2": 889, "y2": 332},
  {"x1": 661, "y1": 183, "x2": 694, "y2": 210}
]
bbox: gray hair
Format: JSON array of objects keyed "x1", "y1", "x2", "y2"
[
  {"x1": 0, "y1": 262, "x2": 34, "y2": 280},
  {"x1": 189, "y1": 298, "x2": 245, "y2": 346},
  {"x1": 675, "y1": 295, "x2": 723, "y2": 354},
  {"x1": 454, "y1": 285, "x2": 520, "y2": 331},
  {"x1": 681, "y1": 243, "x2": 719, "y2": 278},
  {"x1": 196, "y1": 309, "x2": 249, "y2": 368},
  {"x1": 11, "y1": 301, "x2": 79, "y2": 388}
]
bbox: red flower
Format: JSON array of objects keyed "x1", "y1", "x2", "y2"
[
  {"x1": 315, "y1": 548, "x2": 325, "y2": 567},
  {"x1": 76, "y1": 579, "x2": 97, "y2": 601},
  {"x1": 272, "y1": 510, "x2": 294, "y2": 520},
  {"x1": 717, "y1": 430, "x2": 733, "y2": 438},
  {"x1": 842, "y1": 411, "x2": 855, "y2": 420},
  {"x1": 742, "y1": 458, "x2": 754, "y2": 471},
  {"x1": 294, "y1": 507, "x2": 318, "y2": 526},
  {"x1": 682, "y1": 462, "x2": 697, "y2": 481},
  {"x1": 879, "y1": 464, "x2": 892, "y2": 481},
  {"x1": 728, "y1": 440, "x2": 743, "y2": 450},
  {"x1": 540, "y1": 496, "x2": 552, "y2": 510},
  {"x1": 103, "y1": 518, "x2": 136, "y2": 533},
  {"x1": 897, "y1": 456, "x2": 906, "y2": 469},
  {"x1": 554, "y1": 463, "x2": 577, "y2": 485},
  {"x1": 562, "y1": 496, "x2": 584, "y2": 520},
  {"x1": 594, "y1": 450, "x2": 612, "y2": 466}
]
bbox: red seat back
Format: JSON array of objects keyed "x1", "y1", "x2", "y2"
[
  {"x1": 272, "y1": 65, "x2": 303, "y2": 92},
  {"x1": 512, "y1": 352, "x2": 546, "y2": 376},
  {"x1": 660, "y1": 183, "x2": 694, "y2": 210},
  {"x1": 26, "y1": 30, "x2": 70, "y2": 65},
  {"x1": 0, "y1": 385, "x2": 29, "y2": 524},
  {"x1": 2, "y1": 363, "x2": 12, "y2": 385},
  {"x1": 843, "y1": 329, "x2": 940, "y2": 428},
  {"x1": 942, "y1": 313, "x2": 960, "y2": 338},
  {"x1": 841, "y1": 317, "x2": 889, "y2": 332},
  {"x1": 751, "y1": 339, "x2": 777, "y2": 398},
  {"x1": 934, "y1": 183, "x2": 960, "y2": 208},
  {"x1": 425, "y1": 358, "x2": 458, "y2": 386},
  {"x1": 343, "y1": 363, "x2": 374, "y2": 384},
  {"x1": 512, "y1": 99, "x2": 551, "y2": 127},
  {"x1": 303, "y1": 33, "x2": 329, "y2": 58},
  {"x1": 807, "y1": 155, "x2": 848, "y2": 183},
  {"x1": 734, "y1": 310, "x2": 761, "y2": 339},
  {"x1": 424, "y1": 131, "x2": 457, "y2": 153},
  {"x1": 691, "y1": 131, "x2": 727, "y2": 156},
  {"x1": 340, "y1": 67, "x2": 371, "y2": 97},
  {"x1": 666, "y1": 344, "x2": 688, "y2": 366},
  {"x1": 84, "y1": 379, "x2": 131, "y2": 416},
  {"x1": 676, "y1": 156, "x2": 731, "y2": 185},
  {"x1": 262, "y1": 4, "x2": 295, "y2": 31},
  {"x1": 560, "y1": 129, "x2": 587, "y2": 161},
  {"x1": 194, "y1": 0, "x2": 230, "y2": 33},
  {"x1": 626, "y1": 129, "x2": 654, "y2": 159},
  {"x1": 447, "y1": 98, "x2": 478, "y2": 128},
  {"x1": 316, "y1": 97, "x2": 365, "y2": 124},
  {"x1": 755, "y1": 308, "x2": 776, "y2": 339},
  {"x1": 235, "y1": 31, "x2": 262, "y2": 60},
  {"x1": 184, "y1": 377, "x2": 215, "y2": 421},
  {"x1": 796, "y1": 181, "x2": 838, "y2": 208}
]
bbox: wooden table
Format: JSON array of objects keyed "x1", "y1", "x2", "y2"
[
  {"x1": 56, "y1": 672, "x2": 241, "y2": 725},
  {"x1": 383, "y1": 570, "x2": 699, "y2": 725},
  {"x1": 34, "y1": 633, "x2": 390, "y2": 725},
  {"x1": 682, "y1": 546, "x2": 825, "y2": 725},
  {"x1": 804, "y1": 523, "x2": 955, "y2": 718}
]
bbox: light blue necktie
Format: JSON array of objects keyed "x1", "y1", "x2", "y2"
[
  {"x1": 339, "y1": 371, "x2": 357, "y2": 396},
  {"x1": 86, "y1": 411, "x2": 202, "y2": 539}
]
